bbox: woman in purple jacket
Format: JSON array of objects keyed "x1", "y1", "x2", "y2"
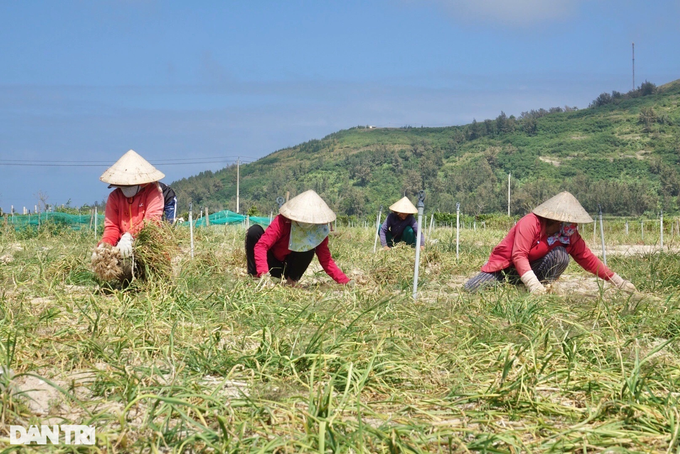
[{"x1": 380, "y1": 197, "x2": 425, "y2": 250}]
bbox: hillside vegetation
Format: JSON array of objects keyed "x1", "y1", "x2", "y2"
[{"x1": 171, "y1": 79, "x2": 680, "y2": 218}]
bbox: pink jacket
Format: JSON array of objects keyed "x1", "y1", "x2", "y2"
[
  {"x1": 100, "y1": 183, "x2": 164, "y2": 246},
  {"x1": 481, "y1": 213, "x2": 614, "y2": 280},
  {"x1": 254, "y1": 215, "x2": 350, "y2": 283}
]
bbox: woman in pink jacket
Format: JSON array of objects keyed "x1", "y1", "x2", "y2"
[
  {"x1": 464, "y1": 192, "x2": 636, "y2": 294},
  {"x1": 94, "y1": 150, "x2": 165, "y2": 259},
  {"x1": 245, "y1": 190, "x2": 350, "y2": 286}
]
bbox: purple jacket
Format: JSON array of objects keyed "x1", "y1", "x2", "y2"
[{"x1": 379, "y1": 213, "x2": 425, "y2": 246}]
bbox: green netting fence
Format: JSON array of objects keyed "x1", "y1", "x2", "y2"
[
  {"x1": 193, "y1": 210, "x2": 271, "y2": 227},
  {"x1": 4, "y1": 212, "x2": 104, "y2": 231}
]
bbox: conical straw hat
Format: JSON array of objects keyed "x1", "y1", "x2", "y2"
[
  {"x1": 532, "y1": 191, "x2": 593, "y2": 223},
  {"x1": 389, "y1": 197, "x2": 417, "y2": 215},
  {"x1": 100, "y1": 149, "x2": 165, "y2": 185},
  {"x1": 279, "y1": 190, "x2": 336, "y2": 224}
]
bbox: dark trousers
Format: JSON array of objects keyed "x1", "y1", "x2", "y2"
[
  {"x1": 385, "y1": 226, "x2": 417, "y2": 248},
  {"x1": 245, "y1": 225, "x2": 315, "y2": 281},
  {"x1": 464, "y1": 246, "x2": 570, "y2": 292}
]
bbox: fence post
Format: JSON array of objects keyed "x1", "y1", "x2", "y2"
[
  {"x1": 598, "y1": 205, "x2": 606, "y2": 266},
  {"x1": 456, "y1": 202, "x2": 460, "y2": 260},
  {"x1": 412, "y1": 191, "x2": 425, "y2": 301},
  {"x1": 660, "y1": 211, "x2": 664, "y2": 249},
  {"x1": 189, "y1": 203, "x2": 194, "y2": 259},
  {"x1": 373, "y1": 206, "x2": 382, "y2": 253}
]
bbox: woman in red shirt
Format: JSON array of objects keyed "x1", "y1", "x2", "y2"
[
  {"x1": 464, "y1": 192, "x2": 635, "y2": 294},
  {"x1": 245, "y1": 190, "x2": 350, "y2": 286},
  {"x1": 95, "y1": 150, "x2": 165, "y2": 258}
]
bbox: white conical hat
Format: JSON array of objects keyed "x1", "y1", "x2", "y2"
[
  {"x1": 279, "y1": 190, "x2": 336, "y2": 224},
  {"x1": 389, "y1": 196, "x2": 417, "y2": 215},
  {"x1": 99, "y1": 149, "x2": 165, "y2": 185},
  {"x1": 532, "y1": 191, "x2": 594, "y2": 223}
]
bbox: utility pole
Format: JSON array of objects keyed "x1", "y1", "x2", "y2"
[
  {"x1": 236, "y1": 157, "x2": 240, "y2": 213},
  {"x1": 632, "y1": 42, "x2": 635, "y2": 90}
]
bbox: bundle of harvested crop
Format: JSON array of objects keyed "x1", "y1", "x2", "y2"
[
  {"x1": 132, "y1": 222, "x2": 178, "y2": 281},
  {"x1": 91, "y1": 243, "x2": 124, "y2": 281}
]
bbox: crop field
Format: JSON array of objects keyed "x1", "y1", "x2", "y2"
[{"x1": 1, "y1": 220, "x2": 679, "y2": 452}]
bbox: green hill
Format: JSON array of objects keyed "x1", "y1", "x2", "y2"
[{"x1": 171, "y1": 79, "x2": 680, "y2": 218}]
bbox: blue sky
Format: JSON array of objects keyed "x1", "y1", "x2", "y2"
[{"x1": 1, "y1": 0, "x2": 678, "y2": 212}]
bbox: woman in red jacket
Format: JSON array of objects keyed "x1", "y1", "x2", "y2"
[
  {"x1": 245, "y1": 190, "x2": 350, "y2": 286},
  {"x1": 464, "y1": 192, "x2": 636, "y2": 294},
  {"x1": 95, "y1": 150, "x2": 165, "y2": 258}
]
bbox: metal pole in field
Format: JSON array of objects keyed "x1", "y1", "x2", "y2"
[
  {"x1": 599, "y1": 205, "x2": 606, "y2": 266},
  {"x1": 593, "y1": 218, "x2": 596, "y2": 244},
  {"x1": 372, "y1": 206, "x2": 383, "y2": 253},
  {"x1": 456, "y1": 202, "x2": 461, "y2": 260},
  {"x1": 236, "y1": 157, "x2": 240, "y2": 213},
  {"x1": 412, "y1": 191, "x2": 425, "y2": 301},
  {"x1": 660, "y1": 210, "x2": 664, "y2": 249},
  {"x1": 507, "y1": 173, "x2": 511, "y2": 216},
  {"x1": 94, "y1": 206, "x2": 98, "y2": 238},
  {"x1": 189, "y1": 202, "x2": 194, "y2": 259},
  {"x1": 625, "y1": 220, "x2": 629, "y2": 235}
]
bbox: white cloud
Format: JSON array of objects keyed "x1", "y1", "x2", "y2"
[{"x1": 424, "y1": 0, "x2": 583, "y2": 26}]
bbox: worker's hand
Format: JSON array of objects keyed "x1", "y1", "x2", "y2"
[
  {"x1": 520, "y1": 270, "x2": 546, "y2": 295},
  {"x1": 610, "y1": 273, "x2": 637, "y2": 293},
  {"x1": 255, "y1": 273, "x2": 275, "y2": 291},
  {"x1": 344, "y1": 279, "x2": 356, "y2": 288},
  {"x1": 383, "y1": 246, "x2": 390, "y2": 251},
  {"x1": 117, "y1": 232, "x2": 134, "y2": 258},
  {"x1": 420, "y1": 246, "x2": 425, "y2": 251}
]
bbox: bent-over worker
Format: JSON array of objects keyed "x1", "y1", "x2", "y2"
[
  {"x1": 245, "y1": 190, "x2": 351, "y2": 286},
  {"x1": 380, "y1": 196, "x2": 425, "y2": 250},
  {"x1": 95, "y1": 149, "x2": 164, "y2": 258},
  {"x1": 464, "y1": 191, "x2": 636, "y2": 294}
]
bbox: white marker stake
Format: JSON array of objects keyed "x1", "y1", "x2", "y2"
[
  {"x1": 598, "y1": 205, "x2": 606, "y2": 266},
  {"x1": 660, "y1": 211, "x2": 664, "y2": 249},
  {"x1": 456, "y1": 202, "x2": 460, "y2": 260},
  {"x1": 189, "y1": 203, "x2": 195, "y2": 259},
  {"x1": 372, "y1": 207, "x2": 382, "y2": 253},
  {"x1": 412, "y1": 193, "x2": 425, "y2": 301}
]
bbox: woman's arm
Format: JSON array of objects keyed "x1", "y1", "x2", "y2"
[
  {"x1": 315, "y1": 238, "x2": 350, "y2": 283},
  {"x1": 253, "y1": 216, "x2": 284, "y2": 276}
]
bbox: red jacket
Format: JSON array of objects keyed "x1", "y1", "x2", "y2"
[
  {"x1": 254, "y1": 215, "x2": 350, "y2": 283},
  {"x1": 481, "y1": 213, "x2": 614, "y2": 280},
  {"x1": 100, "y1": 183, "x2": 164, "y2": 246}
]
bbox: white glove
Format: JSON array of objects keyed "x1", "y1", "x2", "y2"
[
  {"x1": 117, "y1": 232, "x2": 134, "y2": 258},
  {"x1": 520, "y1": 270, "x2": 546, "y2": 295},
  {"x1": 610, "y1": 273, "x2": 637, "y2": 293},
  {"x1": 91, "y1": 243, "x2": 105, "y2": 262}
]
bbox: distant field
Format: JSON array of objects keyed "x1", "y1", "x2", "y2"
[{"x1": 1, "y1": 222, "x2": 679, "y2": 452}]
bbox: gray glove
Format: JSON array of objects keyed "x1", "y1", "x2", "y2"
[
  {"x1": 610, "y1": 273, "x2": 637, "y2": 293},
  {"x1": 520, "y1": 270, "x2": 546, "y2": 294},
  {"x1": 117, "y1": 232, "x2": 134, "y2": 258}
]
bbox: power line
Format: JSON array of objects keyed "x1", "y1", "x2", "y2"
[{"x1": 0, "y1": 157, "x2": 254, "y2": 167}]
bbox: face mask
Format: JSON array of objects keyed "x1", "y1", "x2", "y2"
[{"x1": 119, "y1": 186, "x2": 141, "y2": 197}]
